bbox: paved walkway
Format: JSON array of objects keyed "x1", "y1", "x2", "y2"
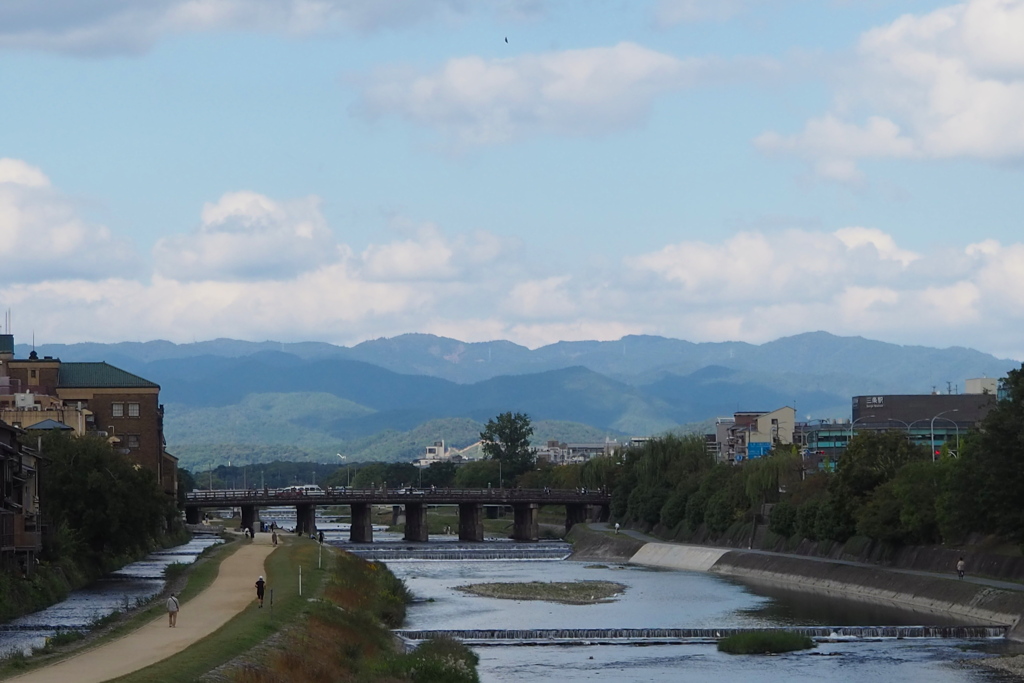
[
  {"x1": 590, "y1": 523, "x2": 1024, "y2": 593},
  {"x1": 8, "y1": 533, "x2": 275, "y2": 683}
]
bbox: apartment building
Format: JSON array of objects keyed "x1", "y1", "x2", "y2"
[{"x1": 0, "y1": 334, "x2": 177, "y2": 496}]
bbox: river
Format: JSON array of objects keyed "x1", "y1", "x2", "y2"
[
  {"x1": 0, "y1": 534, "x2": 222, "y2": 657},
  {"x1": 376, "y1": 550, "x2": 1020, "y2": 682}
]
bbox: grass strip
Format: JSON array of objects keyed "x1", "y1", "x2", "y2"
[
  {"x1": 717, "y1": 630, "x2": 816, "y2": 654},
  {"x1": 107, "y1": 538, "x2": 323, "y2": 683}
]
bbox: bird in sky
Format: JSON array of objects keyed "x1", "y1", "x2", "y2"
[{"x1": 505, "y1": 37, "x2": 508, "y2": 43}]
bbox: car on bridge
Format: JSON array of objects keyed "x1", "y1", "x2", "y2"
[{"x1": 277, "y1": 484, "x2": 325, "y2": 496}]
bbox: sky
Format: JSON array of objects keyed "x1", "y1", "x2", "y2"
[{"x1": 2, "y1": 0, "x2": 1024, "y2": 360}]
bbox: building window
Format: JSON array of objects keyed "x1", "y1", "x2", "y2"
[
  {"x1": 128, "y1": 403, "x2": 140, "y2": 418},
  {"x1": 30, "y1": 369, "x2": 36, "y2": 379},
  {"x1": 112, "y1": 403, "x2": 124, "y2": 418},
  {"x1": 126, "y1": 434, "x2": 140, "y2": 449}
]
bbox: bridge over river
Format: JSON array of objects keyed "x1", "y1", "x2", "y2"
[{"x1": 184, "y1": 488, "x2": 611, "y2": 543}]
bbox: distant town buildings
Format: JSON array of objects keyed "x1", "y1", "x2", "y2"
[
  {"x1": 0, "y1": 334, "x2": 177, "y2": 495},
  {"x1": 704, "y1": 378, "x2": 999, "y2": 471}
]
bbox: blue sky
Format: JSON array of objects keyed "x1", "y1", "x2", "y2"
[{"x1": 2, "y1": 0, "x2": 1024, "y2": 360}]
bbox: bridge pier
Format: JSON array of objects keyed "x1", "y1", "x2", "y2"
[
  {"x1": 185, "y1": 506, "x2": 200, "y2": 525},
  {"x1": 511, "y1": 503, "x2": 539, "y2": 542},
  {"x1": 459, "y1": 503, "x2": 484, "y2": 542},
  {"x1": 350, "y1": 503, "x2": 373, "y2": 543},
  {"x1": 241, "y1": 505, "x2": 257, "y2": 536},
  {"x1": 392, "y1": 505, "x2": 405, "y2": 527},
  {"x1": 404, "y1": 503, "x2": 428, "y2": 542},
  {"x1": 296, "y1": 503, "x2": 316, "y2": 536},
  {"x1": 594, "y1": 504, "x2": 611, "y2": 523},
  {"x1": 565, "y1": 503, "x2": 589, "y2": 533}
]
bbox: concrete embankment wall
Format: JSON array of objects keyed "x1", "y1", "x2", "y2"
[
  {"x1": 566, "y1": 526, "x2": 645, "y2": 561},
  {"x1": 629, "y1": 543, "x2": 730, "y2": 572},
  {"x1": 626, "y1": 543, "x2": 1024, "y2": 640}
]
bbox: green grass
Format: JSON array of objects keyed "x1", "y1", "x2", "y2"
[
  {"x1": 717, "y1": 630, "x2": 816, "y2": 655},
  {"x1": 108, "y1": 538, "x2": 324, "y2": 683}
]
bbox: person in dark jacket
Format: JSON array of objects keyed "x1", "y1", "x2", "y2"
[{"x1": 255, "y1": 575, "x2": 266, "y2": 608}]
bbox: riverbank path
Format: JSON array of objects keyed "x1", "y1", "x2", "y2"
[
  {"x1": 590, "y1": 523, "x2": 1024, "y2": 593},
  {"x1": 8, "y1": 532, "x2": 275, "y2": 683}
]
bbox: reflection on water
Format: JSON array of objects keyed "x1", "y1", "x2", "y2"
[
  {"x1": 0, "y1": 534, "x2": 222, "y2": 656},
  {"x1": 388, "y1": 559, "x2": 1014, "y2": 683}
]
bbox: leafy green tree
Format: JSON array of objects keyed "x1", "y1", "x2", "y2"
[
  {"x1": 480, "y1": 412, "x2": 536, "y2": 477},
  {"x1": 420, "y1": 461, "x2": 458, "y2": 488},
  {"x1": 39, "y1": 432, "x2": 175, "y2": 564},
  {"x1": 453, "y1": 460, "x2": 501, "y2": 488},
  {"x1": 768, "y1": 501, "x2": 797, "y2": 538},
  {"x1": 829, "y1": 430, "x2": 929, "y2": 540},
  {"x1": 946, "y1": 367, "x2": 1024, "y2": 543}
]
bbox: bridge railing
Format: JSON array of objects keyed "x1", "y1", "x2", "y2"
[{"x1": 184, "y1": 487, "x2": 611, "y2": 504}]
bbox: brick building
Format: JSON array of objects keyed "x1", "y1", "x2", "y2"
[{"x1": 0, "y1": 334, "x2": 177, "y2": 496}]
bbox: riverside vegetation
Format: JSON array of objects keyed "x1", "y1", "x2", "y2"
[
  {"x1": 0, "y1": 431, "x2": 188, "y2": 624},
  {"x1": 717, "y1": 631, "x2": 816, "y2": 655},
  {"x1": 503, "y1": 364, "x2": 1024, "y2": 557},
  {"x1": 456, "y1": 580, "x2": 625, "y2": 605},
  {"x1": 225, "y1": 548, "x2": 479, "y2": 683}
]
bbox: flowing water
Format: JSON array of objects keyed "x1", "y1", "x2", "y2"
[
  {"x1": 0, "y1": 534, "x2": 223, "y2": 657},
  {"x1": 384, "y1": 557, "x2": 1021, "y2": 682}
]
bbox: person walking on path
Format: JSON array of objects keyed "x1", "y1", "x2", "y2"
[
  {"x1": 271, "y1": 530, "x2": 278, "y2": 546},
  {"x1": 255, "y1": 575, "x2": 266, "y2": 608},
  {"x1": 957, "y1": 557, "x2": 966, "y2": 579},
  {"x1": 166, "y1": 593, "x2": 179, "y2": 628}
]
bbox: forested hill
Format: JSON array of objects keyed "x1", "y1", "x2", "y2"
[{"x1": 18, "y1": 333, "x2": 1018, "y2": 470}]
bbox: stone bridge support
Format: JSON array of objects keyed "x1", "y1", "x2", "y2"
[
  {"x1": 241, "y1": 505, "x2": 257, "y2": 536},
  {"x1": 594, "y1": 504, "x2": 611, "y2": 523},
  {"x1": 185, "y1": 506, "x2": 200, "y2": 525},
  {"x1": 565, "y1": 503, "x2": 589, "y2": 533},
  {"x1": 511, "y1": 503, "x2": 539, "y2": 542},
  {"x1": 295, "y1": 504, "x2": 317, "y2": 536},
  {"x1": 350, "y1": 503, "x2": 373, "y2": 543},
  {"x1": 392, "y1": 505, "x2": 405, "y2": 527},
  {"x1": 404, "y1": 503, "x2": 428, "y2": 542},
  {"x1": 459, "y1": 503, "x2": 484, "y2": 542}
]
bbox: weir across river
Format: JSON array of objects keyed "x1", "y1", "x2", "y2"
[
  {"x1": 183, "y1": 488, "x2": 611, "y2": 543},
  {"x1": 393, "y1": 625, "x2": 1008, "y2": 646}
]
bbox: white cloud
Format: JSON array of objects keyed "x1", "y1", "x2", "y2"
[
  {"x1": 154, "y1": 191, "x2": 340, "y2": 282},
  {"x1": 759, "y1": 0, "x2": 1024, "y2": 181},
  {"x1": 357, "y1": 43, "x2": 769, "y2": 146},
  {"x1": 6, "y1": 157, "x2": 1024, "y2": 358},
  {"x1": 654, "y1": 0, "x2": 751, "y2": 25},
  {"x1": 0, "y1": 158, "x2": 138, "y2": 283},
  {"x1": 360, "y1": 222, "x2": 511, "y2": 282},
  {"x1": 0, "y1": 0, "x2": 471, "y2": 55}
]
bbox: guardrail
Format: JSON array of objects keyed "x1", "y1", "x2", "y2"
[{"x1": 184, "y1": 487, "x2": 611, "y2": 505}]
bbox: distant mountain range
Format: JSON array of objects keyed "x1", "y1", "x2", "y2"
[{"x1": 17, "y1": 332, "x2": 1018, "y2": 470}]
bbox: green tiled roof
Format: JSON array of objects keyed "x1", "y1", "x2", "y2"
[{"x1": 58, "y1": 362, "x2": 160, "y2": 389}]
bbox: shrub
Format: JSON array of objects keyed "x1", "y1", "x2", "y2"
[
  {"x1": 718, "y1": 630, "x2": 815, "y2": 655},
  {"x1": 768, "y1": 501, "x2": 796, "y2": 538}
]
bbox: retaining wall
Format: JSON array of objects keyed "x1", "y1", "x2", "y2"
[
  {"x1": 629, "y1": 543, "x2": 730, "y2": 572},
  {"x1": 626, "y1": 542, "x2": 1024, "y2": 640}
]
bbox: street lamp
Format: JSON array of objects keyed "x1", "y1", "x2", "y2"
[
  {"x1": 847, "y1": 415, "x2": 876, "y2": 447},
  {"x1": 886, "y1": 418, "x2": 927, "y2": 443},
  {"x1": 930, "y1": 409, "x2": 959, "y2": 461},
  {"x1": 337, "y1": 454, "x2": 349, "y2": 487},
  {"x1": 930, "y1": 410, "x2": 960, "y2": 460}
]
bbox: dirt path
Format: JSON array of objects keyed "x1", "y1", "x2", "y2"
[{"x1": 9, "y1": 533, "x2": 275, "y2": 683}]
